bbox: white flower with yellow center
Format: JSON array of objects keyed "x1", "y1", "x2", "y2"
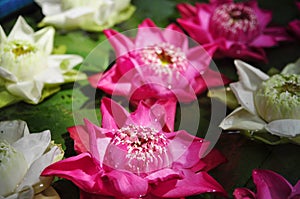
[
  {"x1": 0, "y1": 120, "x2": 64, "y2": 199},
  {"x1": 0, "y1": 16, "x2": 84, "y2": 107},
  {"x1": 220, "y1": 59, "x2": 300, "y2": 138},
  {"x1": 34, "y1": 0, "x2": 135, "y2": 31}
]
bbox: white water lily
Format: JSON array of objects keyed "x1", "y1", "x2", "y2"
[
  {"x1": 0, "y1": 16, "x2": 85, "y2": 107},
  {"x1": 34, "y1": 0, "x2": 135, "y2": 31},
  {"x1": 220, "y1": 59, "x2": 300, "y2": 138},
  {"x1": 0, "y1": 120, "x2": 64, "y2": 199}
]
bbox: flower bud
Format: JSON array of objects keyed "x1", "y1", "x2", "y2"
[{"x1": 254, "y1": 74, "x2": 300, "y2": 122}]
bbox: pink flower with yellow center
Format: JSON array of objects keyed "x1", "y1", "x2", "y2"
[
  {"x1": 42, "y1": 98, "x2": 227, "y2": 198},
  {"x1": 89, "y1": 19, "x2": 230, "y2": 103},
  {"x1": 177, "y1": 0, "x2": 291, "y2": 62}
]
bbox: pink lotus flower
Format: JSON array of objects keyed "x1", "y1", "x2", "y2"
[
  {"x1": 288, "y1": 2, "x2": 300, "y2": 40},
  {"x1": 42, "y1": 97, "x2": 227, "y2": 198},
  {"x1": 233, "y1": 169, "x2": 300, "y2": 199},
  {"x1": 90, "y1": 19, "x2": 229, "y2": 103},
  {"x1": 177, "y1": 0, "x2": 291, "y2": 62}
]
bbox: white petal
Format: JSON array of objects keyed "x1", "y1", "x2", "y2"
[
  {"x1": 6, "y1": 80, "x2": 43, "y2": 104},
  {"x1": 12, "y1": 130, "x2": 51, "y2": 167},
  {"x1": 8, "y1": 16, "x2": 34, "y2": 42},
  {"x1": 34, "y1": 0, "x2": 63, "y2": 16},
  {"x1": 230, "y1": 82, "x2": 257, "y2": 115},
  {"x1": 35, "y1": 67, "x2": 64, "y2": 84},
  {"x1": 40, "y1": 13, "x2": 67, "y2": 29},
  {"x1": 234, "y1": 60, "x2": 269, "y2": 91},
  {"x1": 0, "y1": 67, "x2": 17, "y2": 82},
  {"x1": 265, "y1": 119, "x2": 300, "y2": 137},
  {"x1": 65, "y1": 7, "x2": 94, "y2": 19},
  {"x1": 48, "y1": 54, "x2": 83, "y2": 72},
  {"x1": 220, "y1": 107, "x2": 266, "y2": 131},
  {"x1": 16, "y1": 146, "x2": 62, "y2": 191},
  {"x1": 0, "y1": 120, "x2": 29, "y2": 144},
  {"x1": 34, "y1": 26, "x2": 55, "y2": 55},
  {"x1": 0, "y1": 25, "x2": 7, "y2": 44},
  {"x1": 281, "y1": 58, "x2": 300, "y2": 75},
  {"x1": 40, "y1": 7, "x2": 93, "y2": 29},
  {"x1": 94, "y1": 0, "x2": 114, "y2": 25}
]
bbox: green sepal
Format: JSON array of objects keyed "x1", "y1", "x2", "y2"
[
  {"x1": 207, "y1": 86, "x2": 239, "y2": 110},
  {"x1": 240, "y1": 130, "x2": 300, "y2": 145}
]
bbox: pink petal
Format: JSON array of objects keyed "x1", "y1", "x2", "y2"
[
  {"x1": 264, "y1": 27, "x2": 292, "y2": 42},
  {"x1": 220, "y1": 44, "x2": 267, "y2": 63},
  {"x1": 42, "y1": 152, "x2": 149, "y2": 198},
  {"x1": 105, "y1": 170, "x2": 149, "y2": 198},
  {"x1": 84, "y1": 119, "x2": 112, "y2": 165},
  {"x1": 129, "y1": 98, "x2": 177, "y2": 132},
  {"x1": 233, "y1": 188, "x2": 256, "y2": 199},
  {"x1": 152, "y1": 98, "x2": 177, "y2": 132},
  {"x1": 115, "y1": 55, "x2": 136, "y2": 75},
  {"x1": 253, "y1": 169, "x2": 293, "y2": 199},
  {"x1": 88, "y1": 72, "x2": 103, "y2": 88},
  {"x1": 288, "y1": 20, "x2": 300, "y2": 39},
  {"x1": 186, "y1": 45, "x2": 212, "y2": 75},
  {"x1": 68, "y1": 125, "x2": 89, "y2": 153},
  {"x1": 250, "y1": 34, "x2": 277, "y2": 47},
  {"x1": 138, "y1": 18, "x2": 157, "y2": 28},
  {"x1": 197, "y1": 4, "x2": 214, "y2": 30},
  {"x1": 192, "y1": 148, "x2": 227, "y2": 172},
  {"x1": 127, "y1": 100, "x2": 159, "y2": 129},
  {"x1": 291, "y1": 180, "x2": 300, "y2": 198},
  {"x1": 201, "y1": 68, "x2": 231, "y2": 89},
  {"x1": 97, "y1": 64, "x2": 129, "y2": 95},
  {"x1": 146, "y1": 168, "x2": 184, "y2": 184},
  {"x1": 177, "y1": 18, "x2": 212, "y2": 44},
  {"x1": 135, "y1": 19, "x2": 165, "y2": 48},
  {"x1": 169, "y1": 130, "x2": 210, "y2": 169},
  {"x1": 100, "y1": 97, "x2": 129, "y2": 129},
  {"x1": 177, "y1": 3, "x2": 197, "y2": 18},
  {"x1": 151, "y1": 169, "x2": 227, "y2": 198},
  {"x1": 170, "y1": 86, "x2": 197, "y2": 102},
  {"x1": 103, "y1": 29, "x2": 134, "y2": 57},
  {"x1": 41, "y1": 153, "x2": 112, "y2": 195},
  {"x1": 209, "y1": 0, "x2": 232, "y2": 4},
  {"x1": 163, "y1": 24, "x2": 188, "y2": 50},
  {"x1": 80, "y1": 191, "x2": 114, "y2": 199},
  {"x1": 248, "y1": 1, "x2": 272, "y2": 29}
]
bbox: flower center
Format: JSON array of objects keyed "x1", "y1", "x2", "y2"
[
  {"x1": 254, "y1": 74, "x2": 300, "y2": 122},
  {"x1": 111, "y1": 124, "x2": 169, "y2": 173},
  {"x1": 209, "y1": 3, "x2": 260, "y2": 42},
  {"x1": 139, "y1": 43, "x2": 188, "y2": 79},
  {"x1": 1, "y1": 40, "x2": 46, "y2": 81},
  {"x1": 0, "y1": 141, "x2": 14, "y2": 165},
  {"x1": 5, "y1": 40, "x2": 36, "y2": 57}
]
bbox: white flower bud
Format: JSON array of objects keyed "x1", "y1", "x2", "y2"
[
  {"x1": 0, "y1": 141, "x2": 27, "y2": 197},
  {"x1": 254, "y1": 74, "x2": 300, "y2": 122}
]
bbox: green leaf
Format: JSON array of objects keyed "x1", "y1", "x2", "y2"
[
  {"x1": 54, "y1": 31, "x2": 102, "y2": 57},
  {"x1": 129, "y1": 0, "x2": 177, "y2": 27},
  {"x1": 0, "y1": 89, "x2": 21, "y2": 108}
]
